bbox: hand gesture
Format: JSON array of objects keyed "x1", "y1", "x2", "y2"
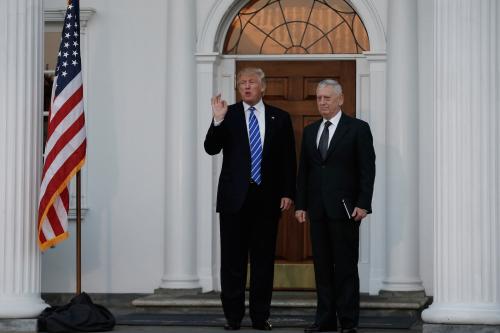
[{"x1": 211, "y1": 94, "x2": 228, "y2": 122}]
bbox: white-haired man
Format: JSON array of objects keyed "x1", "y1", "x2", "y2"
[{"x1": 295, "y1": 79, "x2": 376, "y2": 333}]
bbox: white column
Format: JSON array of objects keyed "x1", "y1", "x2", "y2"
[
  {"x1": 0, "y1": 0, "x2": 48, "y2": 318},
  {"x1": 422, "y1": 0, "x2": 500, "y2": 325},
  {"x1": 382, "y1": 0, "x2": 424, "y2": 292},
  {"x1": 160, "y1": 0, "x2": 200, "y2": 289},
  {"x1": 364, "y1": 52, "x2": 387, "y2": 295},
  {"x1": 195, "y1": 53, "x2": 219, "y2": 292}
]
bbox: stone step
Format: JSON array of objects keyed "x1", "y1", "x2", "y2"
[
  {"x1": 132, "y1": 291, "x2": 430, "y2": 311},
  {"x1": 39, "y1": 292, "x2": 426, "y2": 331},
  {"x1": 0, "y1": 319, "x2": 37, "y2": 333}
]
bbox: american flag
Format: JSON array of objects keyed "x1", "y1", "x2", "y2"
[{"x1": 38, "y1": 0, "x2": 86, "y2": 251}]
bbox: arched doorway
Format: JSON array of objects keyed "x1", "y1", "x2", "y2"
[{"x1": 195, "y1": 0, "x2": 387, "y2": 294}]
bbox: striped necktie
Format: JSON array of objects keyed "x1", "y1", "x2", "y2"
[{"x1": 248, "y1": 106, "x2": 262, "y2": 184}]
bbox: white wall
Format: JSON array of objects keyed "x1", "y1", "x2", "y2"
[{"x1": 42, "y1": 0, "x2": 167, "y2": 293}]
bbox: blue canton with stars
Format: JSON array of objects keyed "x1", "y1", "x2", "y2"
[{"x1": 54, "y1": 0, "x2": 82, "y2": 96}]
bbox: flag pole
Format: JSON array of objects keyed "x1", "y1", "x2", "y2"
[{"x1": 76, "y1": 170, "x2": 82, "y2": 295}]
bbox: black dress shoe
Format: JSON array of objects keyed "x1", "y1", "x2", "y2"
[
  {"x1": 304, "y1": 323, "x2": 337, "y2": 332},
  {"x1": 304, "y1": 323, "x2": 321, "y2": 332},
  {"x1": 224, "y1": 321, "x2": 241, "y2": 330},
  {"x1": 252, "y1": 320, "x2": 272, "y2": 330},
  {"x1": 341, "y1": 328, "x2": 357, "y2": 333}
]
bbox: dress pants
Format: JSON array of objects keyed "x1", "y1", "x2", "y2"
[
  {"x1": 219, "y1": 183, "x2": 280, "y2": 324},
  {"x1": 310, "y1": 214, "x2": 360, "y2": 330}
]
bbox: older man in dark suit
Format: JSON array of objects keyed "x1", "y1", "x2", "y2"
[
  {"x1": 295, "y1": 79, "x2": 376, "y2": 333},
  {"x1": 204, "y1": 67, "x2": 296, "y2": 331}
]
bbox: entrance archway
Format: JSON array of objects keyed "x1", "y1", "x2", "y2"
[{"x1": 195, "y1": 0, "x2": 387, "y2": 294}]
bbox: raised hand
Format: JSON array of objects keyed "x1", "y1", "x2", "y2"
[{"x1": 211, "y1": 94, "x2": 228, "y2": 122}]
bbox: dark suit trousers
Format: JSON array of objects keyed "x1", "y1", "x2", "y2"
[
  {"x1": 310, "y1": 215, "x2": 360, "y2": 329},
  {"x1": 219, "y1": 183, "x2": 279, "y2": 324}
]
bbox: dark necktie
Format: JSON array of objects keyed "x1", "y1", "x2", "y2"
[{"x1": 318, "y1": 121, "x2": 332, "y2": 160}]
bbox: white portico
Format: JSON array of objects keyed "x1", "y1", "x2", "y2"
[{"x1": 0, "y1": 1, "x2": 499, "y2": 332}]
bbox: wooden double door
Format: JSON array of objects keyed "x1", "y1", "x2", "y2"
[{"x1": 236, "y1": 60, "x2": 356, "y2": 289}]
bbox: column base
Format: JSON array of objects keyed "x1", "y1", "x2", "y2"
[
  {"x1": 198, "y1": 276, "x2": 215, "y2": 292},
  {"x1": 381, "y1": 278, "x2": 424, "y2": 292},
  {"x1": 423, "y1": 324, "x2": 500, "y2": 333},
  {"x1": 379, "y1": 290, "x2": 427, "y2": 298},
  {"x1": 0, "y1": 319, "x2": 37, "y2": 333},
  {"x1": 159, "y1": 275, "x2": 200, "y2": 290},
  {"x1": 422, "y1": 303, "x2": 500, "y2": 325},
  {"x1": 0, "y1": 295, "x2": 47, "y2": 319},
  {"x1": 154, "y1": 287, "x2": 202, "y2": 296}
]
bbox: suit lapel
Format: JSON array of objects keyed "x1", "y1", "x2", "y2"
[
  {"x1": 310, "y1": 120, "x2": 323, "y2": 162},
  {"x1": 235, "y1": 102, "x2": 251, "y2": 155},
  {"x1": 325, "y1": 112, "x2": 351, "y2": 160},
  {"x1": 262, "y1": 104, "x2": 274, "y2": 158}
]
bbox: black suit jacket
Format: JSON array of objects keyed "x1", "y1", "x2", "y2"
[
  {"x1": 296, "y1": 113, "x2": 375, "y2": 221},
  {"x1": 204, "y1": 102, "x2": 296, "y2": 217}
]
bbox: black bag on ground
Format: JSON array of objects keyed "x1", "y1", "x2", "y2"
[{"x1": 38, "y1": 292, "x2": 115, "y2": 332}]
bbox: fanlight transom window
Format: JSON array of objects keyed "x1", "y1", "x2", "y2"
[{"x1": 224, "y1": 0, "x2": 370, "y2": 54}]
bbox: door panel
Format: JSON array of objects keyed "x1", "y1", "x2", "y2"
[{"x1": 237, "y1": 61, "x2": 356, "y2": 289}]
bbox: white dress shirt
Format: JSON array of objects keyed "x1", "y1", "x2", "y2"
[{"x1": 316, "y1": 110, "x2": 342, "y2": 148}]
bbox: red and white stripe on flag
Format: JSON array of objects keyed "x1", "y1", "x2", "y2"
[{"x1": 38, "y1": 0, "x2": 86, "y2": 251}]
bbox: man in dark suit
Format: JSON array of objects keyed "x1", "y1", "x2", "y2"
[
  {"x1": 204, "y1": 67, "x2": 296, "y2": 331},
  {"x1": 295, "y1": 79, "x2": 375, "y2": 333}
]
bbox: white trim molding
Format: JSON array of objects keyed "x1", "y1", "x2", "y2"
[
  {"x1": 198, "y1": 0, "x2": 386, "y2": 53},
  {"x1": 44, "y1": 8, "x2": 96, "y2": 28}
]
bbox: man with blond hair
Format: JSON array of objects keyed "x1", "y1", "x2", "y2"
[{"x1": 205, "y1": 67, "x2": 296, "y2": 331}]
